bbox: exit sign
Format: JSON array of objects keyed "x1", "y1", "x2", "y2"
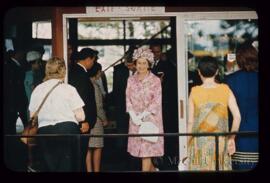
[{"x1": 86, "y1": 6, "x2": 165, "y2": 16}]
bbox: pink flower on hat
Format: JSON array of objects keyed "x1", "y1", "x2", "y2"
[{"x1": 132, "y1": 47, "x2": 154, "y2": 65}]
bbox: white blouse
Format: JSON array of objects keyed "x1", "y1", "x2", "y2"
[{"x1": 29, "y1": 79, "x2": 85, "y2": 128}]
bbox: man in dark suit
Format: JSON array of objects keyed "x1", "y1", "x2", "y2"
[
  {"x1": 4, "y1": 48, "x2": 28, "y2": 171},
  {"x1": 151, "y1": 44, "x2": 166, "y2": 77},
  {"x1": 4, "y1": 48, "x2": 28, "y2": 134},
  {"x1": 150, "y1": 44, "x2": 179, "y2": 170},
  {"x1": 112, "y1": 53, "x2": 137, "y2": 170},
  {"x1": 68, "y1": 48, "x2": 98, "y2": 172}
]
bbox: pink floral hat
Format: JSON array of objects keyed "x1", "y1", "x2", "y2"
[{"x1": 132, "y1": 47, "x2": 154, "y2": 65}]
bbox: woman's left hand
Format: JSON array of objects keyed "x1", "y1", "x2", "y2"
[
  {"x1": 80, "y1": 122, "x2": 90, "y2": 133},
  {"x1": 227, "y1": 138, "x2": 236, "y2": 156}
]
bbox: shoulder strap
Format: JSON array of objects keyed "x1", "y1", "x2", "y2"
[{"x1": 31, "y1": 80, "x2": 63, "y2": 120}]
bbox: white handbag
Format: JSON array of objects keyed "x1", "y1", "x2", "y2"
[{"x1": 138, "y1": 121, "x2": 159, "y2": 143}]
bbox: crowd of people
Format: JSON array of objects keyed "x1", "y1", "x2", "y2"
[{"x1": 3, "y1": 41, "x2": 258, "y2": 172}]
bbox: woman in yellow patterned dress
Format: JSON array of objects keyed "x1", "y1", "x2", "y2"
[{"x1": 187, "y1": 56, "x2": 241, "y2": 171}]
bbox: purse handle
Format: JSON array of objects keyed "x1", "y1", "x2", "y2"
[{"x1": 30, "y1": 80, "x2": 63, "y2": 125}]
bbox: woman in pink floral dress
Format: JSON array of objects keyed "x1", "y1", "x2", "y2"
[{"x1": 126, "y1": 47, "x2": 164, "y2": 172}]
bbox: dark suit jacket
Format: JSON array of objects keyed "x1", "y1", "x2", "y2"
[
  {"x1": 68, "y1": 64, "x2": 97, "y2": 129},
  {"x1": 113, "y1": 63, "x2": 130, "y2": 112},
  {"x1": 4, "y1": 58, "x2": 28, "y2": 128},
  {"x1": 151, "y1": 59, "x2": 176, "y2": 103},
  {"x1": 112, "y1": 62, "x2": 130, "y2": 131},
  {"x1": 152, "y1": 59, "x2": 166, "y2": 76},
  {"x1": 101, "y1": 72, "x2": 108, "y2": 95},
  {"x1": 152, "y1": 59, "x2": 179, "y2": 136}
]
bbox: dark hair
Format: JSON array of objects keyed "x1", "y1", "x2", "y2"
[
  {"x1": 88, "y1": 62, "x2": 102, "y2": 77},
  {"x1": 236, "y1": 43, "x2": 258, "y2": 72},
  {"x1": 7, "y1": 49, "x2": 15, "y2": 58},
  {"x1": 198, "y1": 56, "x2": 219, "y2": 77},
  {"x1": 34, "y1": 45, "x2": 45, "y2": 55},
  {"x1": 124, "y1": 46, "x2": 136, "y2": 64},
  {"x1": 70, "y1": 50, "x2": 79, "y2": 62},
  {"x1": 78, "y1": 48, "x2": 99, "y2": 60},
  {"x1": 149, "y1": 44, "x2": 162, "y2": 50}
]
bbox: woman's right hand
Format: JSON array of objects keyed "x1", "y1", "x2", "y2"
[
  {"x1": 80, "y1": 122, "x2": 89, "y2": 133},
  {"x1": 227, "y1": 138, "x2": 236, "y2": 156},
  {"x1": 129, "y1": 111, "x2": 142, "y2": 125}
]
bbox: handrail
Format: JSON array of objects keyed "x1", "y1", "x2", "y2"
[
  {"x1": 5, "y1": 131, "x2": 258, "y2": 172},
  {"x1": 6, "y1": 131, "x2": 258, "y2": 138}
]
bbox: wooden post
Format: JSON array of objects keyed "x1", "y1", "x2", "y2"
[
  {"x1": 51, "y1": 7, "x2": 86, "y2": 58},
  {"x1": 52, "y1": 8, "x2": 63, "y2": 58}
]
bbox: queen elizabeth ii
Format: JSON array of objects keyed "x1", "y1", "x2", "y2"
[{"x1": 126, "y1": 47, "x2": 164, "y2": 172}]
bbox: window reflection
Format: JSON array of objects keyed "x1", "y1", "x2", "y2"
[
  {"x1": 186, "y1": 19, "x2": 258, "y2": 89},
  {"x1": 126, "y1": 20, "x2": 171, "y2": 39},
  {"x1": 77, "y1": 20, "x2": 171, "y2": 40},
  {"x1": 78, "y1": 21, "x2": 124, "y2": 40},
  {"x1": 32, "y1": 21, "x2": 52, "y2": 39}
]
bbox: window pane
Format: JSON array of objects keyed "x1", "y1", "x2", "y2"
[
  {"x1": 43, "y1": 45, "x2": 52, "y2": 60},
  {"x1": 186, "y1": 19, "x2": 258, "y2": 89},
  {"x1": 32, "y1": 21, "x2": 52, "y2": 39},
  {"x1": 126, "y1": 20, "x2": 171, "y2": 39},
  {"x1": 78, "y1": 45, "x2": 125, "y2": 92},
  {"x1": 78, "y1": 21, "x2": 124, "y2": 40},
  {"x1": 5, "y1": 39, "x2": 14, "y2": 51}
]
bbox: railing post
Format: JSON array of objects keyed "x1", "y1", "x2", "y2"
[
  {"x1": 77, "y1": 134, "x2": 81, "y2": 172},
  {"x1": 215, "y1": 135, "x2": 219, "y2": 171}
]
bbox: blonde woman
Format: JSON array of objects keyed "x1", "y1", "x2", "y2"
[{"x1": 28, "y1": 57, "x2": 85, "y2": 172}]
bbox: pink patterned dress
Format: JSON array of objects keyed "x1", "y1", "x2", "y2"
[{"x1": 126, "y1": 72, "x2": 164, "y2": 157}]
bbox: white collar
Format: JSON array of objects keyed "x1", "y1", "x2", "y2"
[
  {"x1": 77, "y1": 63, "x2": 87, "y2": 72},
  {"x1": 11, "y1": 57, "x2": 21, "y2": 66}
]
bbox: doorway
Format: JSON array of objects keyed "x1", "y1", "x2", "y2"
[{"x1": 63, "y1": 9, "x2": 258, "y2": 171}]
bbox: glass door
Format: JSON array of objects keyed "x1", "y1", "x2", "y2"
[{"x1": 176, "y1": 11, "x2": 258, "y2": 171}]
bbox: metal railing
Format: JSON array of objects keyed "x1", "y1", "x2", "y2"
[{"x1": 5, "y1": 131, "x2": 258, "y2": 172}]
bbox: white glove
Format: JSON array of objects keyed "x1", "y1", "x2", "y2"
[
  {"x1": 129, "y1": 111, "x2": 143, "y2": 126},
  {"x1": 137, "y1": 111, "x2": 151, "y2": 121}
]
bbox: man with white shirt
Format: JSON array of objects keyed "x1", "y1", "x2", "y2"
[{"x1": 68, "y1": 47, "x2": 98, "y2": 172}]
